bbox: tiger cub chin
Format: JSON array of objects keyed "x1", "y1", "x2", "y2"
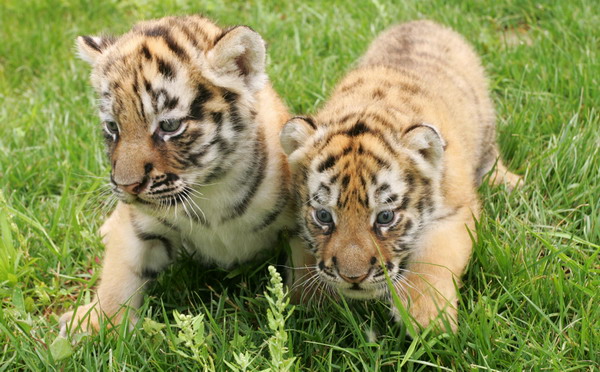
[
  {"x1": 281, "y1": 20, "x2": 521, "y2": 332},
  {"x1": 59, "y1": 15, "x2": 295, "y2": 335}
]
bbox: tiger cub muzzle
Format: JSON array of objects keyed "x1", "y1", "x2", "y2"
[{"x1": 110, "y1": 153, "x2": 187, "y2": 205}]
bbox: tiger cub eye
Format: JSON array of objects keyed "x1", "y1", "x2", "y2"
[
  {"x1": 316, "y1": 209, "x2": 334, "y2": 224},
  {"x1": 376, "y1": 210, "x2": 395, "y2": 225},
  {"x1": 105, "y1": 121, "x2": 119, "y2": 134},
  {"x1": 159, "y1": 119, "x2": 182, "y2": 132}
]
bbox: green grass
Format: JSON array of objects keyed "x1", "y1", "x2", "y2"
[{"x1": 1, "y1": 0, "x2": 598, "y2": 370}]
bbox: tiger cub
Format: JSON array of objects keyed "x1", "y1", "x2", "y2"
[
  {"x1": 59, "y1": 15, "x2": 294, "y2": 335},
  {"x1": 280, "y1": 20, "x2": 521, "y2": 331}
]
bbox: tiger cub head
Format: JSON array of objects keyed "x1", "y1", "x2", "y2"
[
  {"x1": 281, "y1": 111, "x2": 447, "y2": 300},
  {"x1": 77, "y1": 16, "x2": 267, "y2": 206}
]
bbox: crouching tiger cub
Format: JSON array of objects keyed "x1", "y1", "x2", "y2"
[
  {"x1": 281, "y1": 20, "x2": 521, "y2": 331},
  {"x1": 59, "y1": 15, "x2": 294, "y2": 335}
]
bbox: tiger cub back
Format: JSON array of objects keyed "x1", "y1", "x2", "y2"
[
  {"x1": 59, "y1": 15, "x2": 294, "y2": 335},
  {"x1": 281, "y1": 20, "x2": 521, "y2": 331}
]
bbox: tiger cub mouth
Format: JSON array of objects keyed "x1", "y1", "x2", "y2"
[{"x1": 111, "y1": 172, "x2": 193, "y2": 207}]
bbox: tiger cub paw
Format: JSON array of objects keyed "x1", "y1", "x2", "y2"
[
  {"x1": 391, "y1": 295, "x2": 458, "y2": 333},
  {"x1": 59, "y1": 303, "x2": 102, "y2": 337},
  {"x1": 59, "y1": 303, "x2": 138, "y2": 337}
]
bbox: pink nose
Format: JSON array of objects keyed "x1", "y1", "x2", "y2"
[
  {"x1": 117, "y1": 178, "x2": 149, "y2": 195},
  {"x1": 339, "y1": 273, "x2": 368, "y2": 284}
]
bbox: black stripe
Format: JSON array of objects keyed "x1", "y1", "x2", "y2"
[
  {"x1": 403, "y1": 219, "x2": 413, "y2": 233},
  {"x1": 136, "y1": 231, "x2": 174, "y2": 260},
  {"x1": 156, "y1": 217, "x2": 180, "y2": 232},
  {"x1": 226, "y1": 93, "x2": 245, "y2": 133},
  {"x1": 211, "y1": 111, "x2": 223, "y2": 125},
  {"x1": 143, "y1": 26, "x2": 189, "y2": 61},
  {"x1": 176, "y1": 22, "x2": 201, "y2": 50},
  {"x1": 132, "y1": 72, "x2": 146, "y2": 121},
  {"x1": 345, "y1": 122, "x2": 370, "y2": 137},
  {"x1": 341, "y1": 175, "x2": 350, "y2": 189},
  {"x1": 213, "y1": 27, "x2": 231, "y2": 45},
  {"x1": 375, "y1": 183, "x2": 390, "y2": 195},
  {"x1": 222, "y1": 128, "x2": 268, "y2": 221},
  {"x1": 143, "y1": 26, "x2": 169, "y2": 38},
  {"x1": 339, "y1": 78, "x2": 365, "y2": 93},
  {"x1": 164, "y1": 96, "x2": 179, "y2": 111},
  {"x1": 204, "y1": 165, "x2": 226, "y2": 183},
  {"x1": 253, "y1": 187, "x2": 289, "y2": 232},
  {"x1": 363, "y1": 149, "x2": 391, "y2": 169},
  {"x1": 157, "y1": 57, "x2": 175, "y2": 80},
  {"x1": 130, "y1": 211, "x2": 175, "y2": 261},
  {"x1": 140, "y1": 268, "x2": 160, "y2": 280},
  {"x1": 189, "y1": 84, "x2": 213, "y2": 120},
  {"x1": 317, "y1": 155, "x2": 337, "y2": 173},
  {"x1": 290, "y1": 115, "x2": 316, "y2": 129},
  {"x1": 82, "y1": 36, "x2": 101, "y2": 52},
  {"x1": 141, "y1": 44, "x2": 152, "y2": 59},
  {"x1": 337, "y1": 112, "x2": 359, "y2": 124}
]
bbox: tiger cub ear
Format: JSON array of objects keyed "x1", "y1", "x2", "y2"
[
  {"x1": 76, "y1": 35, "x2": 115, "y2": 65},
  {"x1": 402, "y1": 123, "x2": 446, "y2": 168},
  {"x1": 280, "y1": 116, "x2": 317, "y2": 156},
  {"x1": 204, "y1": 26, "x2": 267, "y2": 94}
]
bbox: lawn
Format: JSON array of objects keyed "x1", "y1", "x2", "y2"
[{"x1": 0, "y1": 0, "x2": 598, "y2": 370}]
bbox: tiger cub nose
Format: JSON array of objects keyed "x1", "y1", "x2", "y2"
[
  {"x1": 118, "y1": 177, "x2": 149, "y2": 195},
  {"x1": 338, "y1": 272, "x2": 369, "y2": 284}
]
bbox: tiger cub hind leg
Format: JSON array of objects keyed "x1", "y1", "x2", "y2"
[{"x1": 487, "y1": 159, "x2": 523, "y2": 190}]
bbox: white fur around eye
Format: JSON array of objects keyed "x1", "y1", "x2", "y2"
[{"x1": 162, "y1": 122, "x2": 187, "y2": 141}]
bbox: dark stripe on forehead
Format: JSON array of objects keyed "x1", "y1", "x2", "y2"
[
  {"x1": 132, "y1": 72, "x2": 147, "y2": 121},
  {"x1": 361, "y1": 147, "x2": 391, "y2": 169},
  {"x1": 142, "y1": 26, "x2": 189, "y2": 61},
  {"x1": 164, "y1": 96, "x2": 179, "y2": 111},
  {"x1": 317, "y1": 124, "x2": 398, "y2": 158},
  {"x1": 176, "y1": 22, "x2": 201, "y2": 50},
  {"x1": 341, "y1": 175, "x2": 350, "y2": 189},
  {"x1": 189, "y1": 84, "x2": 213, "y2": 120},
  {"x1": 141, "y1": 43, "x2": 152, "y2": 59},
  {"x1": 318, "y1": 155, "x2": 337, "y2": 173},
  {"x1": 157, "y1": 57, "x2": 175, "y2": 80},
  {"x1": 336, "y1": 112, "x2": 359, "y2": 124},
  {"x1": 345, "y1": 122, "x2": 370, "y2": 137}
]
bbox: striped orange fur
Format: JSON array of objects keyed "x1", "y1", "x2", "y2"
[{"x1": 281, "y1": 20, "x2": 521, "y2": 332}]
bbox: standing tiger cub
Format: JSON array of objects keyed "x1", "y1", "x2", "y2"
[
  {"x1": 59, "y1": 15, "x2": 294, "y2": 335},
  {"x1": 281, "y1": 20, "x2": 521, "y2": 331}
]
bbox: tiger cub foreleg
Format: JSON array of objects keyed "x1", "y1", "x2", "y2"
[
  {"x1": 59, "y1": 204, "x2": 174, "y2": 335},
  {"x1": 394, "y1": 206, "x2": 475, "y2": 332}
]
